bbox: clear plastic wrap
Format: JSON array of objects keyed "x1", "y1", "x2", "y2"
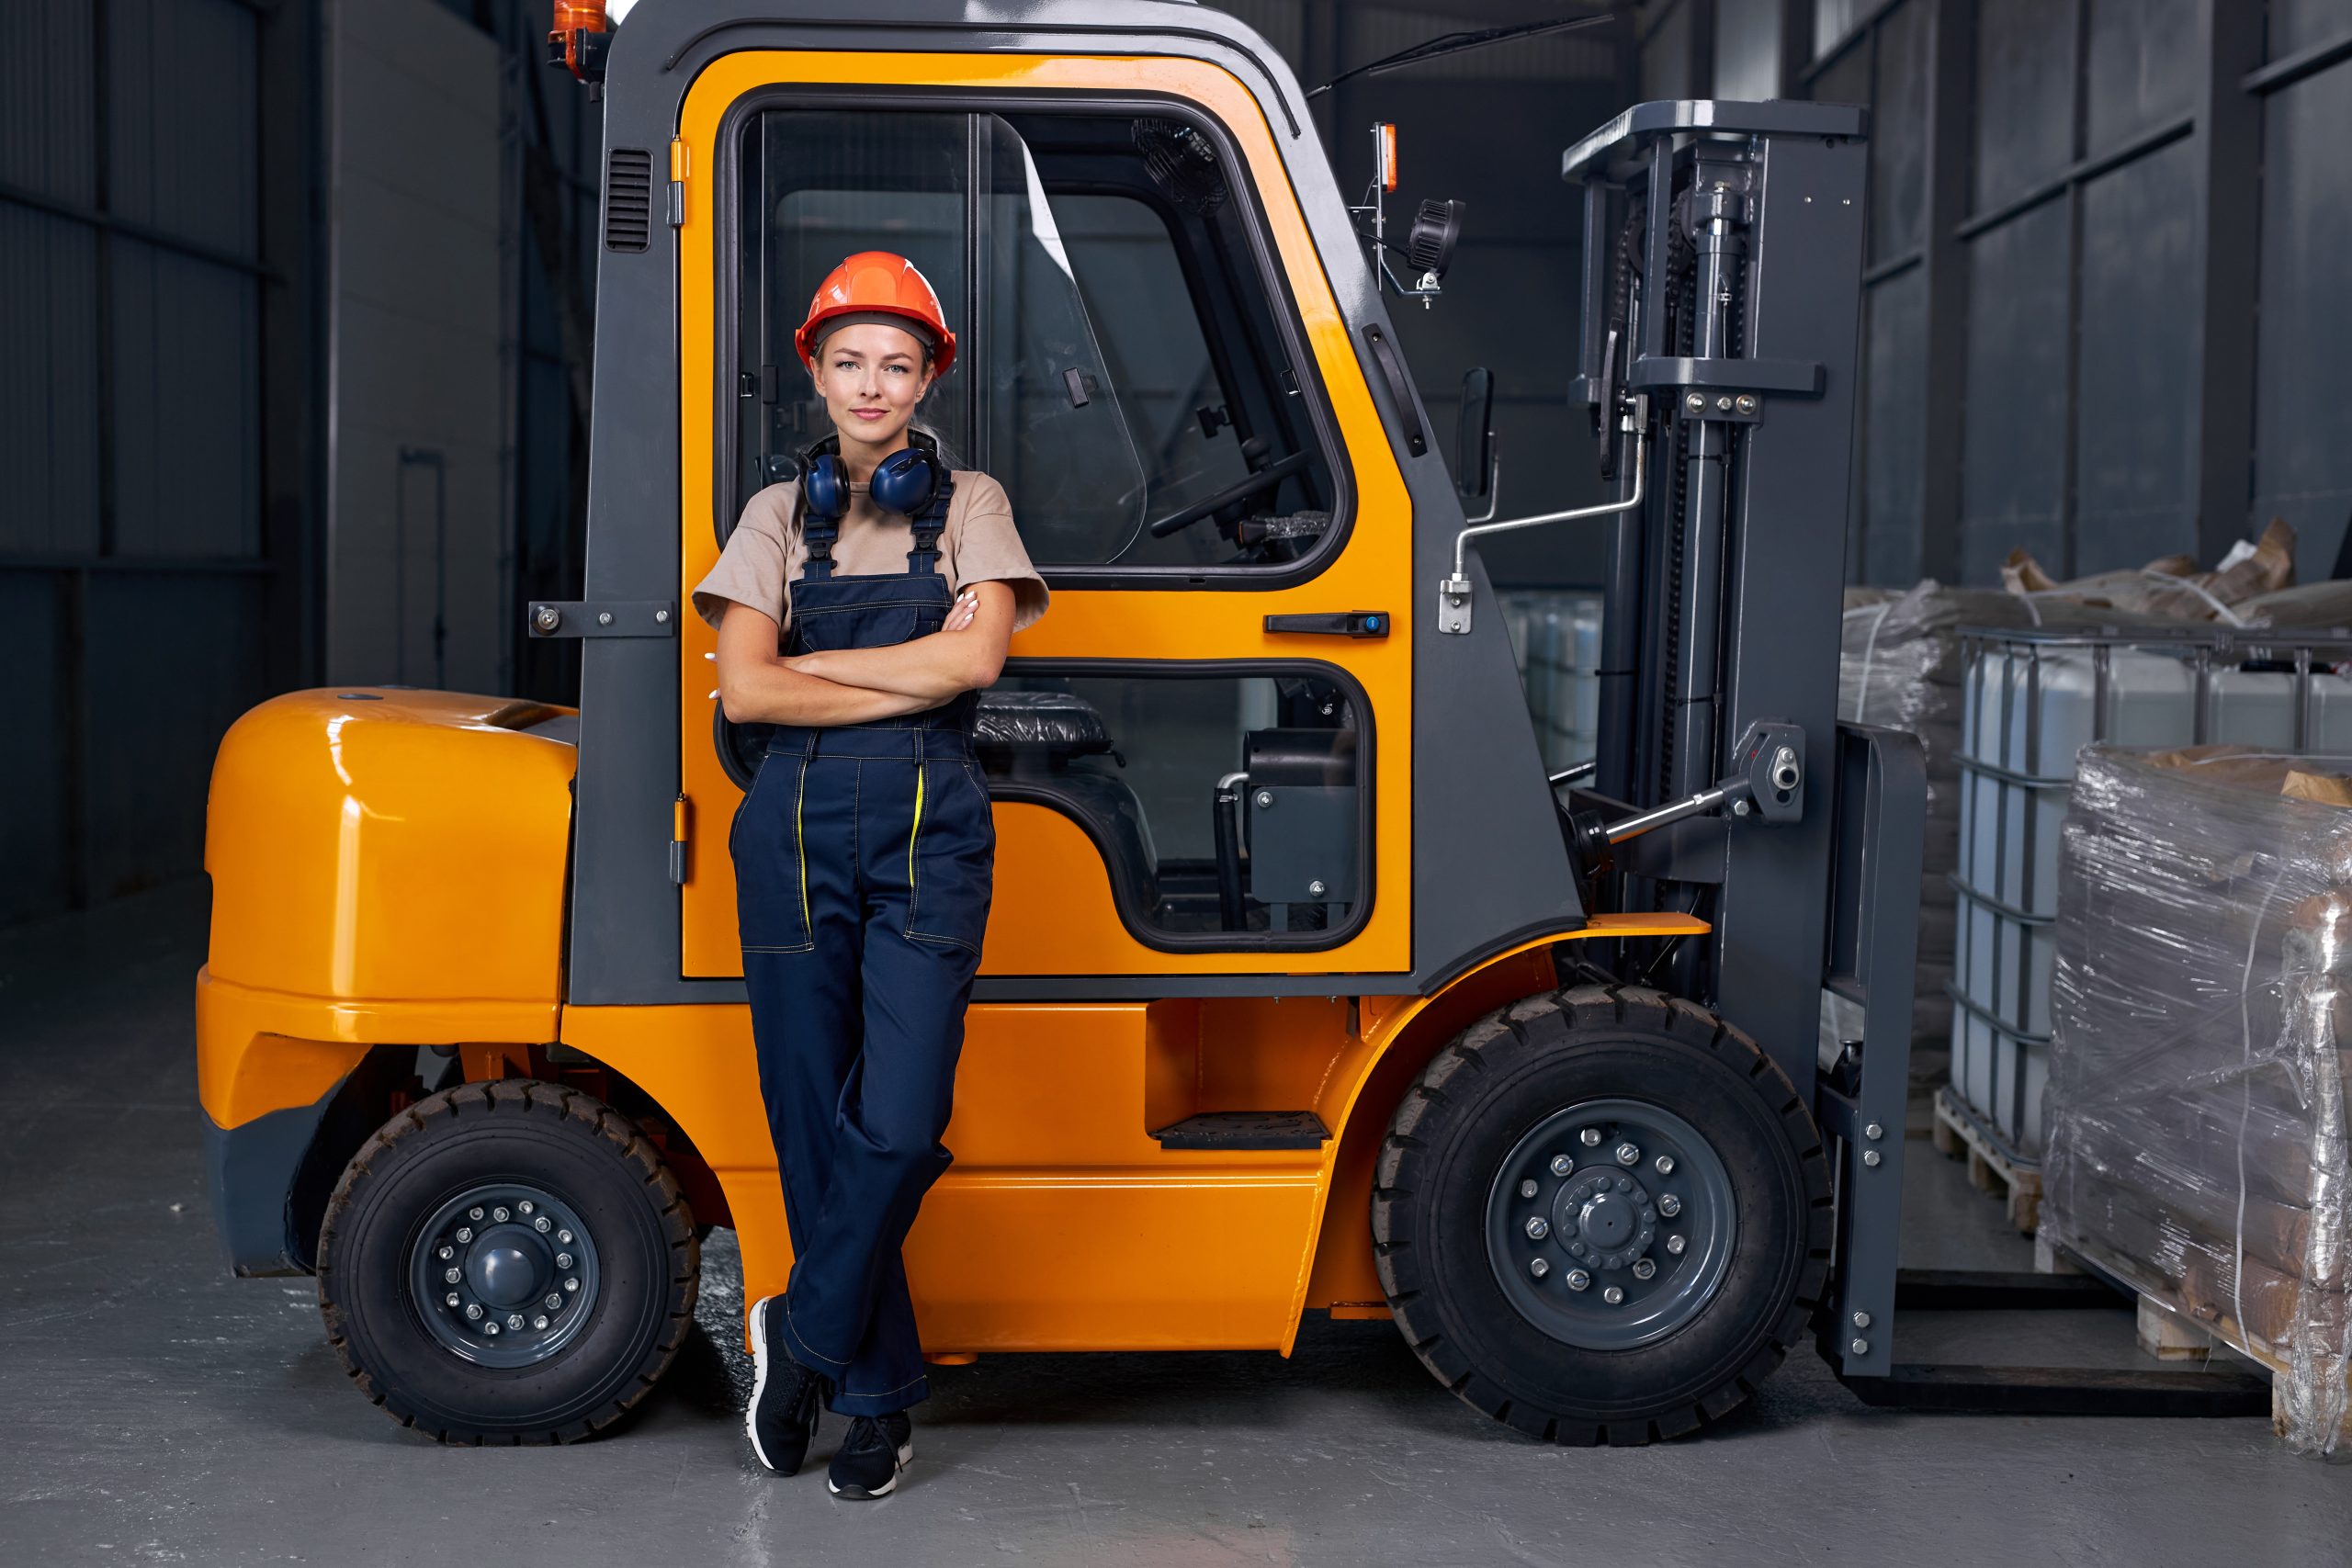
[
  {"x1": 2043, "y1": 745, "x2": 2352, "y2": 1455},
  {"x1": 1840, "y1": 581, "x2": 2045, "y2": 1043}
]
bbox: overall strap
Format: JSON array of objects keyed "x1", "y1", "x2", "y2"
[
  {"x1": 903, "y1": 437, "x2": 956, "y2": 577},
  {"x1": 796, "y1": 434, "x2": 842, "y2": 581}
]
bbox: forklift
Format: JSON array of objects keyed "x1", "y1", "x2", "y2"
[{"x1": 197, "y1": 0, "x2": 2265, "y2": 1446}]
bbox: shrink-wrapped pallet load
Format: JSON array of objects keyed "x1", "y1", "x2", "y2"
[
  {"x1": 1838, "y1": 581, "x2": 2043, "y2": 1047},
  {"x1": 2042, "y1": 745, "x2": 2352, "y2": 1455}
]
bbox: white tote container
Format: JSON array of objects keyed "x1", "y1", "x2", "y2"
[{"x1": 1949, "y1": 626, "x2": 2352, "y2": 1164}]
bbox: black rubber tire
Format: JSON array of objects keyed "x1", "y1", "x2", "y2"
[
  {"x1": 316, "y1": 1080, "x2": 699, "y2": 1444},
  {"x1": 1372, "y1": 985, "x2": 1830, "y2": 1446}
]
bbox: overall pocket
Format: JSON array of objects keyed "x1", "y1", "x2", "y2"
[
  {"x1": 732, "y1": 755, "x2": 814, "y2": 954},
  {"x1": 904, "y1": 757, "x2": 995, "y2": 955}
]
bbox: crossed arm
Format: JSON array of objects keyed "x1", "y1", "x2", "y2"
[{"x1": 715, "y1": 579, "x2": 1017, "y2": 727}]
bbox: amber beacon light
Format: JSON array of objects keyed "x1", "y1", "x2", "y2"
[{"x1": 548, "y1": 0, "x2": 611, "y2": 84}]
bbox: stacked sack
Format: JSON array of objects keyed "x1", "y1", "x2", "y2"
[{"x1": 2042, "y1": 745, "x2": 2352, "y2": 1455}]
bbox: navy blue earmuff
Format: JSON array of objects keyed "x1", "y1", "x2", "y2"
[
  {"x1": 869, "y1": 446, "x2": 943, "y2": 518},
  {"x1": 799, "y1": 449, "x2": 851, "y2": 524}
]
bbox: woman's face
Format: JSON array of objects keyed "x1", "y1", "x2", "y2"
[{"x1": 809, "y1": 321, "x2": 936, "y2": 451}]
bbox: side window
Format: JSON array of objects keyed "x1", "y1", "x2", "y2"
[
  {"x1": 730, "y1": 106, "x2": 1340, "y2": 573},
  {"x1": 978, "y1": 671, "x2": 1365, "y2": 944}
]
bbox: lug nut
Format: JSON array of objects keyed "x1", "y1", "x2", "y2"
[
  {"x1": 518, "y1": 1201, "x2": 535, "y2": 1215},
  {"x1": 1659, "y1": 1194, "x2": 1682, "y2": 1217},
  {"x1": 1667, "y1": 1235, "x2": 1687, "y2": 1257},
  {"x1": 564, "y1": 1278, "x2": 580, "y2": 1292},
  {"x1": 1615, "y1": 1143, "x2": 1640, "y2": 1167},
  {"x1": 465, "y1": 1303, "x2": 483, "y2": 1321},
  {"x1": 545, "y1": 1293, "x2": 562, "y2": 1311},
  {"x1": 456, "y1": 1226, "x2": 472, "y2": 1244},
  {"x1": 445, "y1": 1292, "x2": 460, "y2": 1308},
  {"x1": 1550, "y1": 1154, "x2": 1574, "y2": 1176},
  {"x1": 492, "y1": 1206, "x2": 511, "y2": 1224},
  {"x1": 507, "y1": 1314, "x2": 525, "y2": 1331},
  {"x1": 1525, "y1": 1216, "x2": 1549, "y2": 1240},
  {"x1": 1520, "y1": 1179, "x2": 1540, "y2": 1199},
  {"x1": 437, "y1": 1246, "x2": 454, "y2": 1260},
  {"x1": 1530, "y1": 1258, "x2": 1550, "y2": 1279},
  {"x1": 1852, "y1": 1311, "x2": 1872, "y2": 1329},
  {"x1": 1632, "y1": 1258, "x2": 1657, "y2": 1280},
  {"x1": 534, "y1": 1315, "x2": 549, "y2": 1331},
  {"x1": 556, "y1": 1253, "x2": 573, "y2": 1270},
  {"x1": 483, "y1": 1322, "x2": 500, "y2": 1336},
  {"x1": 1851, "y1": 1337, "x2": 1871, "y2": 1357},
  {"x1": 469, "y1": 1207, "x2": 484, "y2": 1221},
  {"x1": 444, "y1": 1267, "x2": 461, "y2": 1285},
  {"x1": 1579, "y1": 1128, "x2": 1602, "y2": 1147},
  {"x1": 535, "y1": 1216, "x2": 551, "y2": 1233},
  {"x1": 1654, "y1": 1155, "x2": 1676, "y2": 1176},
  {"x1": 1566, "y1": 1269, "x2": 1591, "y2": 1292},
  {"x1": 558, "y1": 1230, "x2": 573, "y2": 1245},
  {"x1": 1603, "y1": 1286, "x2": 1625, "y2": 1305}
]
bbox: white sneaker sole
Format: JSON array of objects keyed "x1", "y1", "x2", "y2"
[
  {"x1": 828, "y1": 1439, "x2": 915, "y2": 1499},
  {"x1": 746, "y1": 1296, "x2": 776, "y2": 1471}
]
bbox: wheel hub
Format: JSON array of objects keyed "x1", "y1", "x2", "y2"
[
  {"x1": 1484, "y1": 1098, "x2": 1736, "y2": 1351},
  {"x1": 410, "y1": 1183, "x2": 600, "y2": 1369}
]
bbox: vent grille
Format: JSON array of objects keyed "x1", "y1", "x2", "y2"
[{"x1": 605, "y1": 148, "x2": 653, "y2": 252}]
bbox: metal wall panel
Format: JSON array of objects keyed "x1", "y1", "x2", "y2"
[
  {"x1": 2075, "y1": 135, "x2": 2199, "y2": 571},
  {"x1": 109, "y1": 240, "x2": 263, "y2": 557},
  {"x1": 83, "y1": 572, "x2": 267, "y2": 903},
  {"x1": 1871, "y1": 0, "x2": 1929, "y2": 264},
  {"x1": 0, "y1": 2, "x2": 97, "y2": 203},
  {"x1": 2255, "y1": 58, "x2": 2352, "y2": 576},
  {"x1": 1973, "y1": 0, "x2": 2076, "y2": 211},
  {"x1": 1715, "y1": 0, "x2": 1783, "y2": 102},
  {"x1": 1861, "y1": 266, "x2": 1928, "y2": 584},
  {"x1": 2269, "y1": 0, "x2": 2352, "y2": 61},
  {"x1": 1959, "y1": 199, "x2": 2071, "y2": 581},
  {"x1": 0, "y1": 572, "x2": 73, "y2": 922},
  {"x1": 2086, "y1": 0, "x2": 2200, "y2": 154},
  {"x1": 1813, "y1": 38, "x2": 1871, "y2": 108},
  {"x1": 1815, "y1": 0, "x2": 1870, "y2": 58},
  {"x1": 0, "y1": 204, "x2": 102, "y2": 555},
  {"x1": 108, "y1": 0, "x2": 261, "y2": 261}
]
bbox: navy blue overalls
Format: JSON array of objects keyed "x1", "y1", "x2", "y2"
[{"x1": 729, "y1": 487, "x2": 993, "y2": 1416}]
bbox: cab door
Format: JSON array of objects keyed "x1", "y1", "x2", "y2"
[{"x1": 675, "y1": 51, "x2": 1413, "y2": 984}]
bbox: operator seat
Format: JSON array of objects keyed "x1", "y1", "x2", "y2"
[{"x1": 972, "y1": 689, "x2": 1162, "y2": 918}]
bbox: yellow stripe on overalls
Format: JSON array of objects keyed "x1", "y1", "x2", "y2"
[
  {"x1": 795, "y1": 759, "x2": 813, "y2": 938},
  {"x1": 908, "y1": 762, "x2": 925, "y2": 889}
]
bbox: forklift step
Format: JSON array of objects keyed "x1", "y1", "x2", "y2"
[{"x1": 1149, "y1": 1111, "x2": 1330, "y2": 1150}]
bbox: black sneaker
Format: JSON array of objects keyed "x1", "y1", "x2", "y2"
[
  {"x1": 827, "y1": 1411, "x2": 913, "y2": 1498},
  {"x1": 745, "y1": 1295, "x2": 823, "y2": 1474}
]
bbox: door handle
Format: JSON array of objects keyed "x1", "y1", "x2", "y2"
[{"x1": 1264, "y1": 611, "x2": 1390, "y2": 638}]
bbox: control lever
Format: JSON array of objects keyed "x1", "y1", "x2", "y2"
[{"x1": 1565, "y1": 720, "x2": 1805, "y2": 872}]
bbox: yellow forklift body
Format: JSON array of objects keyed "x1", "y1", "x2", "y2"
[{"x1": 190, "y1": 31, "x2": 1718, "y2": 1360}]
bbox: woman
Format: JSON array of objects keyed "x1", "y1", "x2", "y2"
[{"x1": 693, "y1": 252, "x2": 1048, "y2": 1498}]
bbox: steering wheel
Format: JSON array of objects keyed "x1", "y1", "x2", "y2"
[{"x1": 1146, "y1": 450, "x2": 1314, "y2": 538}]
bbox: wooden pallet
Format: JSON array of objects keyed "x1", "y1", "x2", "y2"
[
  {"x1": 2036, "y1": 1224, "x2": 2319, "y2": 1443},
  {"x1": 1930, "y1": 1085, "x2": 2042, "y2": 1235}
]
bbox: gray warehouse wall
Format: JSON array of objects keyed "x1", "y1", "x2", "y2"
[{"x1": 1657, "y1": 0, "x2": 2352, "y2": 587}]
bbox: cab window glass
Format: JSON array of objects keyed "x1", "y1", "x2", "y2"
[
  {"x1": 733, "y1": 106, "x2": 1338, "y2": 571},
  {"x1": 976, "y1": 672, "x2": 1364, "y2": 944}
]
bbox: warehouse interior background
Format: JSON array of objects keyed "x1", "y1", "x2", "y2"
[{"x1": 6, "y1": 0, "x2": 2349, "y2": 926}]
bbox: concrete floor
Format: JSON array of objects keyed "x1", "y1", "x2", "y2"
[{"x1": 3, "y1": 886, "x2": 2346, "y2": 1567}]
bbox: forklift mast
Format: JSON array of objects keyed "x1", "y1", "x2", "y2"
[{"x1": 1564, "y1": 103, "x2": 1871, "y2": 1096}]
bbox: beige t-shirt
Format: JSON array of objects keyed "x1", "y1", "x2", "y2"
[{"x1": 692, "y1": 469, "x2": 1050, "y2": 638}]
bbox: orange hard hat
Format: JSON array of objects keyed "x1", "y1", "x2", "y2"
[{"x1": 794, "y1": 251, "x2": 957, "y2": 377}]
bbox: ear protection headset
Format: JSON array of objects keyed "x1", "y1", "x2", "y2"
[{"x1": 795, "y1": 429, "x2": 957, "y2": 577}]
